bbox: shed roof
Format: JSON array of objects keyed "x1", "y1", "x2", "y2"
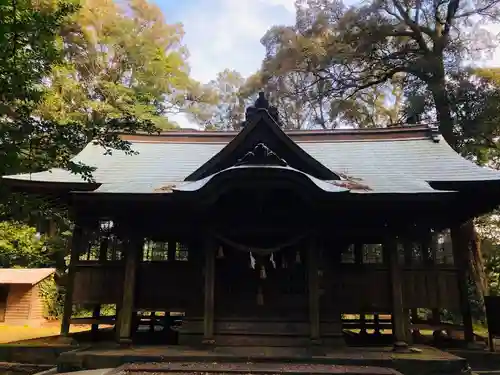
[
  {"x1": 0, "y1": 268, "x2": 56, "y2": 285},
  {"x1": 2, "y1": 122, "x2": 500, "y2": 194}
]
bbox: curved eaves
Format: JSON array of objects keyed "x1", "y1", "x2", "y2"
[{"x1": 174, "y1": 165, "x2": 350, "y2": 195}]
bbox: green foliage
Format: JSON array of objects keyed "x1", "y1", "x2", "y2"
[
  {"x1": 192, "y1": 69, "x2": 247, "y2": 130},
  {"x1": 38, "y1": 275, "x2": 65, "y2": 319},
  {"x1": 0, "y1": 221, "x2": 51, "y2": 267},
  {"x1": 255, "y1": 0, "x2": 500, "y2": 140},
  {"x1": 37, "y1": 0, "x2": 214, "y2": 130}
]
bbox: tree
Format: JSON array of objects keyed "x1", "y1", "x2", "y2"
[
  {"x1": 0, "y1": 222, "x2": 51, "y2": 268},
  {"x1": 256, "y1": 22, "x2": 408, "y2": 129},
  {"x1": 258, "y1": 0, "x2": 500, "y2": 136},
  {"x1": 193, "y1": 69, "x2": 247, "y2": 130},
  {"x1": 37, "y1": 0, "x2": 211, "y2": 130}
]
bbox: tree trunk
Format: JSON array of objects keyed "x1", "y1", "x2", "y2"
[
  {"x1": 429, "y1": 76, "x2": 455, "y2": 147},
  {"x1": 462, "y1": 220, "x2": 489, "y2": 298}
]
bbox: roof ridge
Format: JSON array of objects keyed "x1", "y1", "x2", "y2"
[{"x1": 125, "y1": 124, "x2": 435, "y2": 137}]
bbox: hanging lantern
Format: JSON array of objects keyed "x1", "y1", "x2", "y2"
[
  {"x1": 257, "y1": 286, "x2": 264, "y2": 306},
  {"x1": 295, "y1": 251, "x2": 301, "y2": 264},
  {"x1": 260, "y1": 265, "x2": 267, "y2": 279},
  {"x1": 217, "y1": 245, "x2": 224, "y2": 259}
]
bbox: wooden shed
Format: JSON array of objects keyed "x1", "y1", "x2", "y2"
[{"x1": 0, "y1": 268, "x2": 55, "y2": 325}]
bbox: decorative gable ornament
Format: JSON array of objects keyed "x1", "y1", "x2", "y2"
[
  {"x1": 235, "y1": 143, "x2": 288, "y2": 167},
  {"x1": 244, "y1": 92, "x2": 280, "y2": 126}
]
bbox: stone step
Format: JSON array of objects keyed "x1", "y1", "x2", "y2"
[
  {"x1": 179, "y1": 333, "x2": 345, "y2": 347},
  {"x1": 116, "y1": 362, "x2": 402, "y2": 375}
]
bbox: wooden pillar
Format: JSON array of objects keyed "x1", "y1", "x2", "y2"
[
  {"x1": 203, "y1": 237, "x2": 216, "y2": 344},
  {"x1": 92, "y1": 236, "x2": 109, "y2": 337},
  {"x1": 450, "y1": 226, "x2": 474, "y2": 344},
  {"x1": 60, "y1": 223, "x2": 86, "y2": 337},
  {"x1": 353, "y1": 243, "x2": 367, "y2": 336},
  {"x1": 387, "y1": 240, "x2": 409, "y2": 350},
  {"x1": 308, "y1": 237, "x2": 320, "y2": 343},
  {"x1": 374, "y1": 313, "x2": 381, "y2": 336},
  {"x1": 117, "y1": 237, "x2": 140, "y2": 345}
]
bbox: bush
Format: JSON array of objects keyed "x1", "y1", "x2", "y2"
[{"x1": 38, "y1": 275, "x2": 65, "y2": 319}]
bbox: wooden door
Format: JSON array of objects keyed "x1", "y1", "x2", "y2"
[{"x1": 0, "y1": 285, "x2": 9, "y2": 322}]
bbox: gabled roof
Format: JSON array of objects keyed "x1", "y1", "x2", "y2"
[
  {"x1": 2, "y1": 122, "x2": 500, "y2": 195},
  {"x1": 185, "y1": 109, "x2": 339, "y2": 181},
  {"x1": 0, "y1": 268, "x2": 55, "y2": 285}
]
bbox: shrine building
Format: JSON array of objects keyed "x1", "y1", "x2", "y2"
[{"x1": 3, "y1": 94, "x2": 500, "y2": 349}]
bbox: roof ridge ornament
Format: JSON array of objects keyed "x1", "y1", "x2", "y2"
[
  {"x1": 427, "y1": 123, "x2": 441, "y2": 143},
  {"x1": 235, "y1": 143, "x2": 288, "y2": 167},
  {"x1": 243, "y1": 92, "x2": 281, "y2": 127}
]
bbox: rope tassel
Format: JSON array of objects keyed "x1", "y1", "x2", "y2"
[
  {"x1": 249, "y1": 252, "x2": 256, "y2": 269},
  {"x1": 217, "y1": 246, "x2": 224, "y2": 259}
]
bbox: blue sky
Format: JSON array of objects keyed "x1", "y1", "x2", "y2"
[{"x1": 155, "y1": 0, "x2": 295, "y2": 84}]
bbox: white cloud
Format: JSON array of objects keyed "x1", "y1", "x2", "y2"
[
  {"x1": 171, "y1": 0, "x2": 296, "y2": 127},
  {"x1": 181, "y1": 0, "x2": 296, "y2": 83}
]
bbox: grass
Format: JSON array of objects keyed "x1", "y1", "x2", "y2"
[{"x1": 0, "y1": 321, "x2": 89, "y2": 345}]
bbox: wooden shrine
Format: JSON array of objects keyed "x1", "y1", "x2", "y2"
[{"x1": 3, "y1": 93, "x2": 500, "y2": 349}]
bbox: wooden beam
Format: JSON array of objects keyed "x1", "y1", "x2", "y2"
[
  {"x1": 450, "y1": 225, "x2": 474, "y2": 344},
  {"x1": 60, "y1": 224, "x2": 86, "y2": 337},
  {"x1": 117, "y1": 237, "x2": 140, "y2": 345},
  {"x1": 203, "y1": 237, "x2": 216, "y2": 344},
  {"x1": 387, "y1": 240, "x2": 409, "y2": 351},
  {"x1": 308, "y1": 237, "x2": 320, "y2": 343}
]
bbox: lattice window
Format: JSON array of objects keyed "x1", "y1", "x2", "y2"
[
  {"x1": 410, "y1": 242, "x2": 423, "y2": 264},
  {"x1": 107, "y1": 235, "x2": 123, "y2": 261},
  {"x1": 435, "y1": 232, "x2": 454, "y2": 265},
  {"x1": 79, "y1": 238, "x2": 99, "y2": 261},
  {"x1": 143, "y1": 240, "x2": 169, "y2": 261},
  {"x1": 398, "y1": 242, "x2": 424, "y2": 265},
  {"x1": 341, "y1": 244, "x2": 355, "y2": 264},
  {"x1": 175, "y1": 242, "x2": 189, "y2": 261},
  {"x1": 362, "y1": 244, "x2": 383, "y2": 264}
]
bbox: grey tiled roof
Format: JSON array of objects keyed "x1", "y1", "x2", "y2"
[{"x1": 3, "y1": 134, "x2": 500, "y2": 194}]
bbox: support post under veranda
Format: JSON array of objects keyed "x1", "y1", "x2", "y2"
[
  {"x1": 203, "y1": 237, "x2": 216, "y2": 344},
  {"x1": 387, "y1": 240, "x2": 409, "y2": 351},
  {"x1": 308, "y1": 237, "x2": 320, "y2": 344},
  {"x1": 451, "y1": 225, "x2": 475, "y2": 345},
  {"x1": 60, "y1": 222, "x2": 86, "y2": 338},
  {"x1": 92, "y1": 235, "x2": 109, "y2": 338},
  {"x1": 117, "y1": 237, "x2": 141, "y2": 346}
]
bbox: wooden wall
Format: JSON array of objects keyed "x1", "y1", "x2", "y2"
[
  {"x1": 73, "y1": 263, "x2": 124, "y2": 304},
  {"x1": 4, "y1": 284, "x2": 46, "y2": 324},
  {"x1": 72, "y1": 255, "x2": 460, "y2": 315},
  {"x1": 320, "y1": 268, "x2": 460, "y2": 313}
]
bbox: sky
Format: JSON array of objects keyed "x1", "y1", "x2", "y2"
[
  {"x1": 157, "y1": 0, "x2": 296, "y2": 83},
  {"x1": 155, "y1": 0, "x2": 296, "y2": 127},
  {"x1": 156, "y1": 0, "x2": 500, "y2": 128}
]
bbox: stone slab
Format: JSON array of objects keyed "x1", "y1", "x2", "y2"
[
  {"x1": 116, "y1": 362, "x2": 402, "y2": 375},
  {"x1": 57, "y1": 345, "x2": 470, "y2": 375}
]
